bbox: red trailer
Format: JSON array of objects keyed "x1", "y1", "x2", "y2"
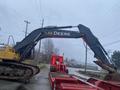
[
  {"x1": 49, "y1": 55, "x2": 120, "y2": 90},
  {"x1": 87, "y1": 78, "x2": 120, "y2": 90},
  {"x1": 49, "y1": 72, "x2": 103, "y2": 90},
  {"x1": 49, "y1": 55, "x2": 103, "y2": 90}
]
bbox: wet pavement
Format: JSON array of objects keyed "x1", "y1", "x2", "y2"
[
  {"x1": 68, "y1": 67, "x2": 90, "y2": 80},
  {"x1": 0, "y1": 67, "x2": 51, "y2": 90},
  {"x1": 0, "y1": 66, "x2": 92, "y2": 90}
]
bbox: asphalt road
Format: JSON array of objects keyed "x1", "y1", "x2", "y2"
[
  {"x1": 0, "y1": 66, "x2": 93, "y2": 90},
  {"x1": 0, "y1": 67, "x2": 51, "y2": 90}
]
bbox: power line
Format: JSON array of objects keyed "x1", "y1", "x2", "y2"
[
  {"x1": 104, "y1": 39, "x2": 120, "y2": 47},
  {"x1": 34, "y1": 0, "x2": 43, "y2": 19},
  {"x1": 38, "y1": 0, "x2": 43, "y2": 18},
  {"x1": 10, "y1": 7, "x2": 25, "y2": 20},
  {"x1": 101, "y1": 30, "x2": 120, "y2": 40},
  {"x1": 82, "y1": 38, "x2": 120, "y2": 53}
]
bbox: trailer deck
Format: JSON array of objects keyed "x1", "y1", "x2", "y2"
[{"x1": 48, "y1": 55, "x2": 120, "y2": 90}]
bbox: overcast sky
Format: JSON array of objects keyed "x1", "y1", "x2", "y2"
[{"x1": 0, "y1": 0, "x2": 120, "y2": 64}]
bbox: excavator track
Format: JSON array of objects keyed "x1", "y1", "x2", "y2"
[{"x1": 0, "y1": 61, "x2": 40, "y2": 82}]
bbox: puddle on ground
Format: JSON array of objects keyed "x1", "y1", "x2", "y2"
[{"x1": 16, "y1": 85, "x2": 27, "y2": 90}]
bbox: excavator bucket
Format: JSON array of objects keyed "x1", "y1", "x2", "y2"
[
  {"x1": 94, "y1": 60, "x2": 116, "y2": 73},
  {"x1": 94, "y1": 60, "x2": 120, "y2": 82}
]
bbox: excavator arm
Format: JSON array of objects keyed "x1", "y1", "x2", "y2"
[
  {"x1": 14, "y1": 26, "x2": 83, "y2": 60},
  {"x1": 13, "y1": 24, "x2": 116, "y2": 73},
  {"x1": 78, "y1": 25, "x2": 116, "y2": 73}
]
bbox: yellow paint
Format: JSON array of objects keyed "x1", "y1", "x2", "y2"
[{"x1": 0, "y1": 45, "x2": 20, "y2": 61}]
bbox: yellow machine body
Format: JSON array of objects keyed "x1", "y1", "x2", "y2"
[{"x1": 0, "y1": 45, "x2": 20, "y2": 61}]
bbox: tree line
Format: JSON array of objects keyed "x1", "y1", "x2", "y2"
[
  {"x1": 111, "y1": 50, "x2": 120, "y2": 69},
  {"x1": 34, "y1": 39, "x2": 59, "y2": 64},
  {"x1": 35, "y1": 38, "x2": 120, "y2": 70}
]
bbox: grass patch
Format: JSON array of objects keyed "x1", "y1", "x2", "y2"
[
  {"x1": 37, "y1": 63, "x2": 46, "y2": 69},
  {"x1": 78, "y1": 70, "x2": 107, "y2": 80}
]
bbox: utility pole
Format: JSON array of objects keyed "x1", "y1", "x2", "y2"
[
  {"x1": 36, "y1": 19, "x2": 44, "y2": 61},
  {"x1": 85, "y1": 43, "x2": 88, "y2": 73},
  {"x1": 41, "y1": 19, "x2": 44, "y2": 28},
  {"x1": 24, "y1": 20, "x2": 30, "y2": 37},
  {"x1": 38, "y1": 19, "x2": 44, "y2": 53},
  {"x1": 24, "y1": 20, "x2": 32, "y2": 59}
]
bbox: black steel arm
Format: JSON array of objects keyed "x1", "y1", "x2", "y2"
[
  {"x1": 78, "y1": 25, "x2": 111, "y2": 65},
  {"x1": 78, "y1": 25, "x2": 116, "y2": 72},
  {"x1": 14, "y1": 26, "x2": 83, "y2": 60},
  {"x1": 14, "y1": 24, "x2": 115, "y2": 72}
]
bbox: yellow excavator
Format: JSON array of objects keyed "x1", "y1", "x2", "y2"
[
  {"x1": 0, "y1": 45, "x2": 20, "y2": 61},
  {"x1": 0, "y1": 35, "x2": 20, "y2": 61},
  {"x1": 0, "y1": 24, "x2": 119, "y2": 82}
]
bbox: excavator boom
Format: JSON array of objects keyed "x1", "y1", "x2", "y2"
[{"x1": 13, "y1": 24, "x2": 115, "y2": 73}]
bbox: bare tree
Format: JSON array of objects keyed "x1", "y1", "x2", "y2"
[
  {"x1": 41, "y1": 39, "x2": 60, "y2": 63},
  {"x1": 43, "y1": 39, "x2": 54, "y2": 55},
  {"x1": 42, "y1": 39, "x2": 54, "y2": 63},
  {"x1": 53, "y1": 48, "x2": 59, "y2": 55}
]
